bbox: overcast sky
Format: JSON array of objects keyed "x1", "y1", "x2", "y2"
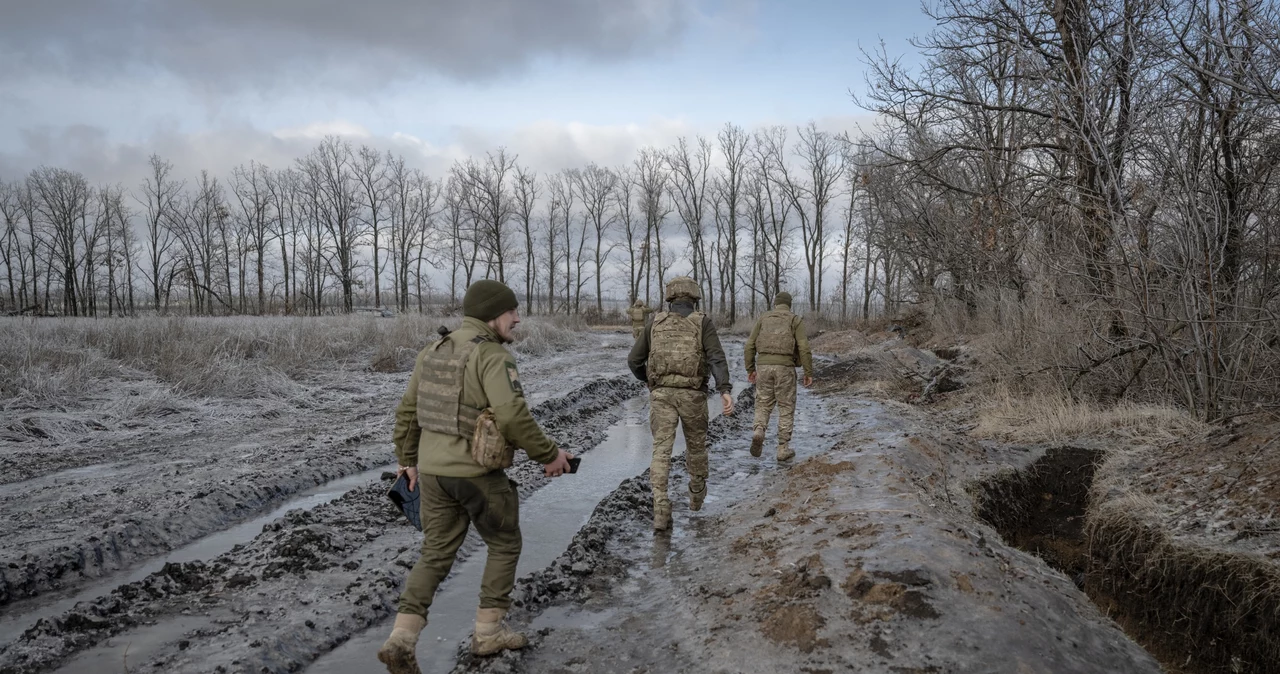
[{"x1": 0, "y1": 0, "x2": 935, "y2": 186}]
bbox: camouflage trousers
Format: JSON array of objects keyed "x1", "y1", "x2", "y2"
[
  {"x1": 649, "y1": 386, "x2": 709, "y2": 511},
  {"x1": 632, "y1": 325, "x2": 644, "y2": 340},
  {"x1": 752, "y1": 364, "x2": 797, "y2": 444},
  {"x1": 397, "y1": 471, "x2": 521, "y2": 618}
]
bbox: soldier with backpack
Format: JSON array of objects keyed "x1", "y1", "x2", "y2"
[
  {"x1": 743, "y1": 291, "x2": 814, "y2": 462},
  {"x1": 627, "y1": 276, "x2": 734, "y2": 532}
]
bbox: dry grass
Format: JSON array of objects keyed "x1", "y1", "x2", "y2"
[
  {"x1": 511, "y1": 314, "x2": 588, "y2": 357},
  {"x1": 0, "y1": 314, "x2": 446, "y2": 403},
  {"x1": 970, "y1": 384, "x2": 1206, "y2": 445}
]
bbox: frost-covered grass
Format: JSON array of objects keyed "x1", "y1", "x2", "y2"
[
  {"x1": 0, "y1": 314, "x2": 446, "y2": 402},
  {"x1": 0, "y1": 313, "x2": 606, "y2": 407}
]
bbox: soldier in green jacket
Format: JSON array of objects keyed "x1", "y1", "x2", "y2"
[
  {"x1": 744, "y1": 291, "x2": 814, "y2": 462},
  {"x1": 627, "y1": 276, "x2": 733, "y2": 532},
  {"x1": 379, "y1": 280, "x2": 574, "y2": 674},
  {"x1": 626, "y1": 299, "x2": 652, "y2": 340}
]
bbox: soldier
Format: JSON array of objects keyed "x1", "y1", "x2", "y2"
[
  {"x1": 744, "y1": 291, "x2": 814, "y2": 462},
  {"x1": 626, "y1": 298, "x2": 651, "y2": 340},
  {"x1": 627, "y1": 276, "x2": 733, "y2": 532},
  {"x1": 379, "y1": 280, "x2": 574, "y2": 674}
]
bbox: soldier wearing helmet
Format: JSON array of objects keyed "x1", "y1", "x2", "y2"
[
  {"x1": 626, "y1": 298, "x2": 653, "y2": 340},
  {"x1": 627, "y1": 275, "x2": 733, "y2": 531}
]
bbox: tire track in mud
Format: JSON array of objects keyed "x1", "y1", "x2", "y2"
[
  {"x1": 0, "y1": 426, "x2": 388, "y2": 609},
  {"x1": 0, "y1": 375, "x2": 644, "y2": 674}
]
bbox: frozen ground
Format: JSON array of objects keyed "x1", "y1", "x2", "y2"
[{"x1": 0, "y1": 321, "x2": 1170, "y2": 673}]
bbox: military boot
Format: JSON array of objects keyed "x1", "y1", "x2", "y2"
[
  {"x1": 776, "y1": 442, "x2": 795, "y2": 462},
  {"x1": 377, "y1": 612, "x2": 427, "y2": 674},
  {"x1": 471, "y1": 608, "x2": 528, "y2": 656},
  {"x1": 689, "y1": 477, "x2": 706, "y2": 511},
  {"x1": 750, "y1": 427, "x2": 765, "y2": 457},
  {"x1": 653, "y1": 499, "x2": 673, "y2": 531}
]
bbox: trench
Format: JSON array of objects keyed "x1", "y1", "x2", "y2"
[
  {"x1": 974, "y1": 446, "x2": 1222, "y2": 674},
  {"x1": 307, "y1": 386, "x2": 738, "y2": 674},
  {"x1": 0, "y1": 463, "x2": 395, "y2": 646}
]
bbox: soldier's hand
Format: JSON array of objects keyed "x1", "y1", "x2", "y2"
[
  {"x1": 397, "y1": 465, "x2": 418, "y2": 492},
  {"x1": 545, "y1": 448, "x2": 574, "y2": 477},
  {"x1": 721, "y1": 393, "x2": 734, "y2": 417},
  {"x1": 804, "y1": 375, "x2": 814, "y2": 388},
  {"x1": 747, "y1": 371, "x2": 757, "y2": 385}
]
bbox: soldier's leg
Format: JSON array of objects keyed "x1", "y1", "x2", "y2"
[
  {"x1": 446, "y1": 472, "x2": 528, "y2": 655},
  {"x1": 398, "y1": 475, "x2": 471, "y2": 617},
  {"x1": 649, "y1": 388, "x2": 679, "y2": 530},
  {"x1": 776, "y1": 367, "x2": 798, "y2": 461},
  {"x1": 382, "y1": 475, "x2": 469, "y2": 673},
  {"x1": 678, "y1": 388, "x2": 710, "y2": 510},
  {"x1": 751, "y1": 366, "x2": 778, "y2": 457}
]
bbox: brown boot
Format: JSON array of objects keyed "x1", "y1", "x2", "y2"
[
  {"x1": 750, "y1": 427, "x2": 765, "y2": 457},
  {"x1": 653, "y1": 500, "x2": 673, "y2": 531},
  {"x1": 471, "y1": 608, "x2": 528, "y2": 656},
  {"x1": 689, "y1": 477, "x2": 706, "y2": 512},
  {"x1": 377, "y1": 612, "x2": 426, "y2": 674},
  {"x1": 777, "y1": 442, "x2": 795, "y2": 462}
]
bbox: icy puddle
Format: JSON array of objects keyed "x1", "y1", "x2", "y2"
[
  {"x1": 308, "y1": 387, "x2": 739, "y2": 674},
  {"x1": 0, "y1": 463, "x2": 394, "y2": 645}
]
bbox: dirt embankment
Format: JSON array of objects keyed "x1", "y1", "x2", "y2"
[
  {"x1": 0, "y1": 375, "x2": 643, "y2": 674},
  {"x1": 447, "y1": 359, "x2": 1160, "y2": 674}
]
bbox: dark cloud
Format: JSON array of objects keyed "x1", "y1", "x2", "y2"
[{"x1": 0, "y1": 0, "x2": 690, "y2": 89}]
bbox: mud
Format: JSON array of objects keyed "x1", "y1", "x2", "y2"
[
  {"x1": 446, "y1": 362, "x2": 1159, "y2": 674},
  {"x1": 0, "y1": 328, "x2": 647, "y2": 674}
]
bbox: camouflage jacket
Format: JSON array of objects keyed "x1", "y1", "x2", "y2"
[
  {"x1": 744, "y1": 306, "x2": 814, "y2": 378},
  {"x1": 393, "y1": 317, "x2": 558, "y2": 476},
  {"x1": 627, "y1": 300, "x2": 732, "y2": 393}
]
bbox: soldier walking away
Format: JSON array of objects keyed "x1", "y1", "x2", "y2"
[
  {"x1": 626, "y1": 298, "x2": 652, "y2": 340},
  {"x1": 744, "y1": 291, "x2": 814, "y2": 462},
  {"x1": 379, "y1": 279, "x2": 575, "y2": 674},
  {"x1": 627, "y1": 276, "x2": 733, "y2": 532}
]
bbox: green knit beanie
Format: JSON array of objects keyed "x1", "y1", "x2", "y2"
[
  {"x1": 774, "y1": 291, "x2": 793, "y2": 307},
  {"x1": 463, "y1": 280, "x2": 519, "y2": 321}
]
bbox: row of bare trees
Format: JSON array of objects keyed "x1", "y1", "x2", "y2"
[
  {"x1": 1, "y1": 125, "x2": 865, "y2": 322},
  {"x1": 850, "y1": 0, "x2": 1280, "y2": 419}
]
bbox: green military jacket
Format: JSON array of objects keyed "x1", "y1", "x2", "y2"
[
  {"x1": 744, "y1": 305, "x2": 814, "y2": 378},
  {"x1": 393, "y1": 317, "x2": 558, "y2": 477},
  {"x1": 627, "y1": 300, "x2": 732, "y2": 394}
]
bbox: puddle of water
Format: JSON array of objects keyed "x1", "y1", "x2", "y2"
[
  {"x1": 52, "y1": 613, "x2": 220, "y2": 674},
  {"x1": 0, "y1": 464, "x2": 395, "y2": 643},
  {"x1": 309, "y1": 395, "x2": 672, "y2": 674}
]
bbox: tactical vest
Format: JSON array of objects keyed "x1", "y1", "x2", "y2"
[
  {"x1": 648, "y1": 310, "x2": 705, "y2": 389},
  {"x1": 628, "y1": 306, "x2": 646, "y2": 324},
  {"x1": 758, "y1": 309, "x2": 797, "y2": 356},
  {"x1": 416, "y1": 334, "x2": 488, "y2": 438}
]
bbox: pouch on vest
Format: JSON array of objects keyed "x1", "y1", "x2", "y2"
[
  {"x1": 471, "y1": 407, "x2": 516, "y2": 470},
  {"x1": 758, "y1": 310, "x2": 796, "y2": 356}
]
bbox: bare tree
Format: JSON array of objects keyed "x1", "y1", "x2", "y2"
[
  {"x1": 136, "y1": 155, "x2": 182, "y2": 313},
  {"x1": 715, "y1": 123, "x2": 749, "y2": 322},
  {"x1": 512, "y1": 163, "x2": 539, "y2": 313},
  {"x1": 231, "y1": 161, "x2": 275, "y2": 314},
  {"x1": 355, "y1": 146, "x2": 390, "y2": 309},
  {"x1": 666, "y1": 136, "x2": 714, "y2": 309},
  {"x1": 452, "y1": 149, "x2": 518, "y2": 283},
  {"x1": 634, "y1": 149, "x2": 670, "y2": 305},
  {"x1": 27, "y1": 167, "x2": 92, "y2": 316},
  {"x1": 576, "y1": 163, "x2": 619, "y2": 314},
  {"x1": 298, "y1": 137, "x2": 362, "y2": 313}
]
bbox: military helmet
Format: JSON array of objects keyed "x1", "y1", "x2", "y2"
[
  {"x1": 664, "y1": 276, "x2": 702, "y2": 302},
  {"x1": 633, "y1": 299, "x2": 644, "y2": 307}
]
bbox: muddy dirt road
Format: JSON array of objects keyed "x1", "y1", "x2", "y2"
[
  {"x1": 1, "y1": 326, "x2": 1165, "y2": 674},
  {"x1": 446, "y1": 364, "x2": 1161, "y2": 674}
]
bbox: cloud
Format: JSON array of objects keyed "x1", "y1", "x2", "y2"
[
  {"x1": 0, "y1": 0, "x2": 694, "y2": 90},
  {"x1": 0, "y1": 117, "x2": 701, "y2": 189}
]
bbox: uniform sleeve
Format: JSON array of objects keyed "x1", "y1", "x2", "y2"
[
  {"x1": 479, "y1": 346, "x2": 560, "y2": 464},
  {"x1": 391, "y1": 350, "x2": 425, "y2": 467},
  {"x1": 794, "y1": 316, "x2": 814, "y2": 377},
  {"x1": 627, "y1": 318, "x2": 651, "y2": 383},
  {"x1": 744, "y1": 319, "x2": 762, "y2": 374},
  {"x1": 701, "y1": 316, "x2": 733, "y2": 394}
]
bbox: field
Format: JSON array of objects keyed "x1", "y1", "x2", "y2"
[{"x1": 1, "y1": 314, "x2": 1276, "y2": 674}]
